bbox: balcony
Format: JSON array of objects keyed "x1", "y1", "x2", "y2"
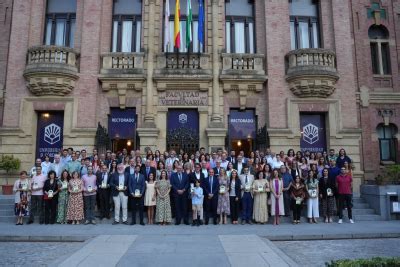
[
  {"x1": 154, "y1": 53, "x2": 212, "y2": 83},
  {"x1": 220, "y1": 53, "x2": 267, "y2": 109},
  {"x1": 23, "y1": 46, "x2": 79, "y2": 96},
  {"x1": 285, "y1": 48, "x2": 339, "y2": 98}
]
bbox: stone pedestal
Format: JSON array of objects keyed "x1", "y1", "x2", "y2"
[
  {"x1": 137, "y1": 127, "x2": 159, "y2": 152},
  {"x1": 206, "y1": 127, "x2": 226, "y2": 153}
]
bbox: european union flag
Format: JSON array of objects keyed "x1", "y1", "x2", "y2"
[{"x1": 198, "y1": 0, "x2": 204, "y2": 46}]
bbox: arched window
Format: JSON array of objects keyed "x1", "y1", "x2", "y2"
[
  {"x1": 225, "y1": 0, "x2": 255, "y2": 54},
  {"x1": 377, "y1": 123, "x2": 397, "y2": 161},
  {"x1": 44, "y1": 0, "x2": 77, "y2": 48},
  {"x1": 369, "y1": 25, "x2": 391, "y2": 75},
  {"x1": 112, "y1": 0, "x2": 142, "y2": 53},
  {"x1": 289, "y1": 0, "x2": 320, "y2": 50}
]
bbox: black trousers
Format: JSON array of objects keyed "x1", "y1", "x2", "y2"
[
  {"x1": 98, "y1": 188, "x2": 111, "y2": 218},
  {"x1": 44, "y1": 198, "x2": 58, "y2": 224},
  {"x1": 338, "y1": 194, "x2": 353, "y2": 220},
  {"x1": 131, "y1": 197, "x2": 144, "y2": 223},
  {"x1": 229, "y1": 196, "x2": 240, "y2": 222},
  {"x1": 29, "y1": 195, "x2": 44, "y2": 223},
  {"x1": 204, "y1": 195, "x2": 218, "y2": 223},
  {"x1": 292, "y1": 200, "x2": 302, "y2": 221},
  {"x1": 283, "y1": 191, "x2": 291, "y2": 216},
  {"x1": 173, "y1": 194, "x2": 188, "y2": 224}
]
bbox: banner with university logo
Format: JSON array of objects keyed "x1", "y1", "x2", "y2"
[
  {"x1": 36, "y1": 112, "x2": 64, "y2": 160},
  {"x1": 108, "y1": 108, "x2": 136, "y2": 139},
  {"x1": 167, "y1": 109, "x2": 199, "y2": 132},
  {"x1": 300, "y1": 114, "x2": 326, "y2": 153},
  {"x1": 229, "y1": 110, "x2": 256, "y2": 139}
]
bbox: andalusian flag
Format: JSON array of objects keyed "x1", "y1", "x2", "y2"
[
  {"x1": 186, "y1": 0, "x2": 192, "y2": 48},
  {"x1": 174, "y1": 0, "x2": 181, "y2": 49}
]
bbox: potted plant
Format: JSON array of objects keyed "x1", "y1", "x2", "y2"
[{"x1": 0, "y1": 155, "x2": 21, "y2": 195}]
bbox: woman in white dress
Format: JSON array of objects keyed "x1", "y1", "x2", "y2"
[{"x1": 144, "y1": 173, "x2": 157, "y2": 224}]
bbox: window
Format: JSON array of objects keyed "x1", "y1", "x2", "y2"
[
  {"x1": 44, "y1": 0, "x2": 76, "y2": 48},
  {"x1": 164, "y1": 0, "x2": 204, "y2": 53},
  {"x1": 377, "y1": 124, "x2": 397, "y2": 162},
  {"x1": 289, "y1": 0, "x2": 320, "y2": 50},
  {"x1": 369, "y1": 25, "x2": 391, "y2": 75},
  {"x1": 112, "y1": 0, "x2": 142, "y2": 53},
  {"x1": 225, "y1": 0, "x2": 255, "y2": 54}
]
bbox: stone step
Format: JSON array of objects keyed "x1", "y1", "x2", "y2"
[
  {"x1": 0, "y1": 198, "x2": 14, "y2": 205},
  {"x1": 353, "y1": 203, "x2": 369, "y2": 209},
  {"x1": 352, "y1": 208, "x2": 376, "y2": 215},
  {"x1": 352, "y1": 214, "x2": 383, "y2": 221},
  {"x1": 352, "y1": 198, "x2": 366, "y2": 204},
  {"x1": 0, "y1": 209, "x2": 14, "y2": 216}
]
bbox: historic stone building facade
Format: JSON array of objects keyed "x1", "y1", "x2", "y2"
[{"x1": 1, "y1": 0, "x2": 399, "y2": 191}]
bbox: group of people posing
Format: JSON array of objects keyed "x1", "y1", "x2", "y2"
[{"x1": 13, "y1": 147, "x2": 354, "y2": 226}]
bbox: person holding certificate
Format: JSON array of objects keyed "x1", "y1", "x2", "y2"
[
  {"x1": 306, "y1": 170, "x2": 319, "y2": 224},
  {"x1": 96, "y1": 164, "x2": 111, "y2": 220},
  {"x1": 290, "y1": 175, "x2": 305, "y2": 224},
  {"x1": 228, "y1": 170, "x2": 241, "y2": 224},
  {"x1": 319, "y1": 168, "x2": 336, "y2": 223},
  {"x1": 128, "y1": 165, "x2": 146, "y2": 225},
  {"x1": 28, "y1": 166, "x2": 46, "y2": 224},
  {"x1": 43, "y1": 170, "x2": 59, "y2": 225},
  {"x1": 252, "y1": 171, "x2": 269, "y2": 224},
  {"x1": 239, "y1": 166, "x2": 254, "y2": 225},
  {"x1": 201, "y1": 168, "x2": 219, "y2": 225},
  {"x1": 67, "y1": 171, "x2": 84, "y2": 225},
  {"x1": 13, "y1": 171, "x2": 31, "y2": 225},
  {"x1": 110, "y1": 164, "x2": 129, "y2": 225},
  {"x1": 217, "y1": 168, "x2": 230, "y2": 225},
  {"x1": 56, "y1": 170, "x2": 70, "y2": 224},
  {"x1": 82, "y1": 166, "x2": 98, "y2": 225},
  {"x1": 270, "y1": 169, "x2": 284, "y2": 225}
]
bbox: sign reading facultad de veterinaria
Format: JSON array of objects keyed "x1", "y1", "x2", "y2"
[{"x1": 158, "y1": 91, "x2": 208, "y2": 106}]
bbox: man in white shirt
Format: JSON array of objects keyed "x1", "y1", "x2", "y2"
[
  {"x1": 234, "y1": 156, "x2": 246, "y2": 175},
  {"x1": 50, "y1": 154, "x2": 64, "y2": 178},
  {"x1": 239, "y1": 166, "x2": 254, "y2": 225},
  {"x1": 28, "y1": 166, "x2": 47, "y2": 224},
  {"x1": 165, "y1": 150, "x2": 178, "y2": 167},
  {"x1": 220, "y1": 153, "x2": 229, "y2": 170},
  {"x1": 201, "y1": 161, "x2": 209, "y2": 179},
  {"x1": 272, "y1": 154, "x2": 284, "y2": 169},
  {"x1": 29, "y1": 158, "x2": 42, "y2": 177}
]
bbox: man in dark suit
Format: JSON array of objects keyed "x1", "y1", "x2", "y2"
[
  {"x1": 125, "y1": 158, "x2": 136, "y2": 176},
  {"x1": 110, "y1": 164, "x2": 129, "y2": 225},
  {"x1": 189, "y1": 163, "x2": 205, "y2": 185},
  {"x1": 96, "y1": 164, "x2": 111, "y2": 219},
  {"x1": 170, "y1": 163, "x2": 189, "y2": 225},
  {"x1": 128, "y1": 165, "x2": 146, "y2": 225},
  {"x1": 233, "y1": 155, "x2": 246, "y2": 175},
  {"x1": 227, "y1": 150, "x2": 236, "y2": 165},
  {"x1": 213, "y1": 160, "x2": 223, "y2": 178},
  {"x1": 201, "y1": 169, "x2": 219, "y2": 225},
  {"x1": 140, "y1": 159, "x2": 156, "y2": 181}
]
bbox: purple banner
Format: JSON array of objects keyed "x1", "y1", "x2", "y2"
[
  {"x1": 108, "y1": 108, "x2": 136, "y2": 139},
  {"x1": 167, "y1": 109, "x2": 199, "y2": 131},
  {"x1": 300, "y1": 114, "x2": 326, "y2": 153},
  {"x1": 36, "y1": 112, "x2": 64, "y2": 161},
  {"x1": 229, "y1": 110, "x2": 256, "y2": 139}
]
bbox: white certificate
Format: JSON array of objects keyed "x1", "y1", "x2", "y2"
[
  {"x1": 258, "y1": 185, "x2": 264, "y2": 192},
  {"x1": 87, "y1": 185, "x2": 93, "y2": 193},
  {"x1": 101, "y1": 181, "x2": 107, "y2": 189},
  {"x1": 296, "y1": 197, "x2": 302, "y2": 205},
  {"x1": 134, "y1": 189, "x2": 141, "y2": 197},
  {"x1": 118, "y1": 184, "x2": 124, "y2": 191},
  {"x1": 48, "y1": 190, "x2": 54, "y2": 198},
  {"x1": 21, "y1": 183, "x2": 28, "y2": 191},
  {"x1": 219, "y1": 185, "x2": 226, "y2": 194},
  {"x1": 245, "y1": 184, "x2": 251, "y2": 191},
  {"x1": 309, "y1": 189, "x2": 317, "y2": 198},
  {"x1": 62, "y1": 181, "x2": 68, "y2": 190},
  {"x1": 327, "y1": 188, "x2": 333, "y2": 197},
  {"x1": 190, "y1": 183, "x2": 194, "y2": 193},
  {"x1": 32, "y1": 182, "x2": 38, "y2": 190},
  {"x1": 73, "y1": 185, "x2": 79, "y2": 193}
]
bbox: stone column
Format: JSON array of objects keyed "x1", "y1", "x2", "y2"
[
  {"x1": 137, "y1": 0, "x2": 159, "y2": 152},
  {"x1": 144, "y1": 0, "x2": 156, "y2": 127},
  {"x1": 206, "y1": 0, "x2": 226, "y2": 152},
  {"x1": 210, "y1": 0, "x2": 222, "y2": 125}
]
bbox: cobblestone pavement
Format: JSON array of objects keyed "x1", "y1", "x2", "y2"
[
  {"x1": 274, "y1": 238, "x2": 400, "y2": 267},
  {"x1": 0, "y1": 242, "x2": 84, "y2": 267}
]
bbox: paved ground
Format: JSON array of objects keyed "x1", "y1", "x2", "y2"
[
  {"x1": 274, "y1": 238, "x2": 400, "y2": 267},
  {"x1": 0, "y1": 221, "x2": 399, "y2": 266}
]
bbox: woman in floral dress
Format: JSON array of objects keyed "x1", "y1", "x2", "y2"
[
  {"x1": 13, "y1": 171, "x2": 31, "y2": 225},
  {"x1": 57, "y1": 170, "x2": 70, "y2": 224},
  {"x1": 217, "y1": 168, "x2": 230, "y2": 224},
  {"x1": 67, "y1": 171, "x2": 84, "y2": 224},
  {"x1": 155, "y1": 170, "x2": 172, "y2": 225}
]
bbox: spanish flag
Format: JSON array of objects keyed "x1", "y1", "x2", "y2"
[{"x1": 174, "y1": 0, "x2": 180, "y2": 49}]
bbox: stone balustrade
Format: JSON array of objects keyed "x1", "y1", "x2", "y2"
[
  {"x1": 100, "y1": 53, "x2": 144, "y2": 74},
  {"x1": 221, "y1": 53, "x2": 265, "y2": 75},
  {"x1": 285, "y1": 48, "x2": 339, "y2": 98},
  {"x1": 23, "y1": 45, "x2": 79, "y2": 96}
]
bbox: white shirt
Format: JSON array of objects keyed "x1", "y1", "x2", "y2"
[
  {"x1": 272, "y1": 160, "x2": 284, "y2": 169},
  {"x1": 201, "y1": 168, "x2": 208, "y2": 178},
  {"x1": 237, "y1": 162, "x2": 243, "y2": 175}
]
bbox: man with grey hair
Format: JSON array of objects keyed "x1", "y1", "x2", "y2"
[
  {"x1": 212, "y1": 159, "x2": 223, "y2": 178},
  {"x1": 50, "y1": 154, "x2": 64, "y2": 178},
  {"x1": 110, "y1": 163, "x2": 129, "y2": 225}
]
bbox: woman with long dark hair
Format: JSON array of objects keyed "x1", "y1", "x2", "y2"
[
  {"x1": 306, "y1": 170, "x2": 319, "y2": 223},
  {"x1": 56, "y1": 170, "x2": 70, "y2": 224},
  {"x1": 43, "y1": 170, "x2": 59, "y2": 224}
]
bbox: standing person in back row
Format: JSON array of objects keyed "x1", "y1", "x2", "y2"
[
  {"x1": 239, "y1": 166, "x2": 254, "y2": 225},
  {"x1": 336, "y1": 167, "x2": 354, "y2": 224}
]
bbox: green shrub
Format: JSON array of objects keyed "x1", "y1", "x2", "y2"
[
  {"x1": 326, "y1": 257, "x2": 400, "y2": 267},
  {"x1": 0, "y1": 155, "x2": 21, "y2": 184}
]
